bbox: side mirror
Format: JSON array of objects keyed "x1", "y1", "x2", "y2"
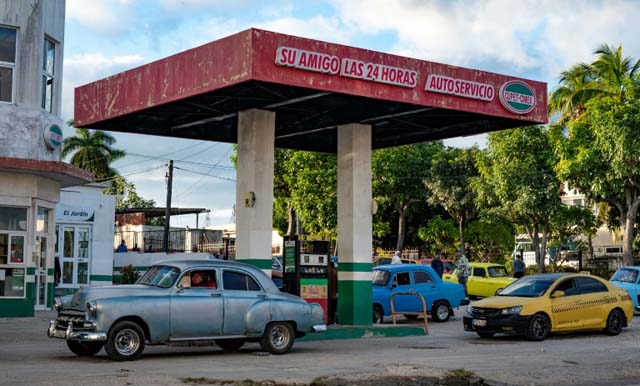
[
  {"x1": 495, "y1": 288, "x2": 503, "y2": 295},
  {"x1": 551, "y1": 290, "x2": 565, "y2": 298},
  {"x1": 391, "y1": 283, "x2": 397, "y2": 289}
]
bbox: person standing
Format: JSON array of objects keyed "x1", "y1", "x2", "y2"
[
  {"x1": 513, "y1": 254, "x2": 526, "y2": 278},
  {"x1": 116, "y1": 240, "x2": 128, "y2": 253},
  {"x1": 431, "y1": 254, "x2": 444, "y2": 278},
  {"x1": 456, "y1": 250, "x2": 470, "y2": 296},
  {"x1": 391, "y1": 250, "x2": 402, "y2": 264}
]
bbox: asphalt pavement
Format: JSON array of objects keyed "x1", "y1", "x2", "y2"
[{"x1": 1, "y1": 310, "x2": 640, "y2": 386}]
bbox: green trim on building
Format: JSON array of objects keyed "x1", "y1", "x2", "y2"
[
  {"x1": 236, "y1": 259, "x2": 272, "y2": 270},
  {"x1": 339, "y1": 262, "x2": 372, "y2": 272},
  {"x1": 90, "y1": 275, "x2": 113, "y2": 282},
  {"x1": 113, "y1": 266, "x2": 150, "y2": 272},
  {"x1": 0, "y1": 298, "x2": 34, "y2": 317},
  {"x1": 47, "y1": 282, "x2": 54, "y2": 308},
  {"x1": 47, "y1": 268, "x2": 54, "y2": 275},
  {"x1": 338, "y1": 280, "x2": 372, "y2": 325},
  {"x1": 26, "y1": 267, "x2": 36, "y2": 275}
]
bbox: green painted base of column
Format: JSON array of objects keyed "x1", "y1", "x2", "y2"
[
  {"x1": 235, "y1": 259, "x2": 272, "y2": 270},
  {"x1": 299, "y1": 324, "x2": 426, "y2": 341},
  {"x1": 0, "y1": 298, "x2": 35, "y2": 317},
  {"x1": 338, "y1": 280, "x2": 372, "y2": 326}
]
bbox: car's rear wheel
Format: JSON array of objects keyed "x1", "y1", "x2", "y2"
[
  {"x1": 526, "y1": 313, "x2": 550, "y2": 341},
  {"x1": 604, "y1": 309, "x2": 624, "y2": 336},
  {"x1": 476, "y1": 331, "x2": 495, "y2": 338},
  {"x1": 373, "y1": 305, "x2": 384, "y2": 324},
  {"x1": 260, "y1": 322, "x2": 294, "y2": 355},
  {"x1": 215, "y1": 339, "x2": 245, "y2": 351},
  {"x1": 431, "y1": 301, "x2": 450, "y2": 323},
  {"x1": 66, "y1": 340, "x2": 104, "y2": 356},
  {"x1": 104, "y1": 321, "x2": 146, "y2": 361}
]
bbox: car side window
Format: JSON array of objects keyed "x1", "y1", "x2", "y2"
[
  {"x1": 188, "y1": 269, "x2": 218, "y2": 288},
  {"x1": 223, "y1": 270, "x2": 261, "y2": 291},
  {"x1": 393, "y1": 272, "x2": 411, "y2": 286},
  {"x1": 554, "y1": 278, "x2": 578, "y2": 296},
  {"x1": 576, "y1": 277, "x2": 608, "y2": 294},
  {"x1": 413, "y1": 271, "x2": 434, "y2": 284},
  {"x1": 473, "y1": 267, "x2": 486, "y2": 277}
]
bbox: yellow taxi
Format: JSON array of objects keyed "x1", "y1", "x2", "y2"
[
  {"x1": 444, "y1": 262, "x2": 516, "y2": 297},
  {"x1": 463, "y1": 273, "x2": 634, "y2": 341}
]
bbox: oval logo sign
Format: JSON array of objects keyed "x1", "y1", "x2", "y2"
[
  {"x1": 44, "y1": 124, "x2": 63, "y2": 150},
  {"x1": 499, "y1": 80, "x2": 536, "y2": 114}
]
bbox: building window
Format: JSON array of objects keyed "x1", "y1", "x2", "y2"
[
  {"x1": 0, "y1": 26, "x2": 17, "y2": 103},
  {"x1": 0, "y1": 206, "x2": 28, "y2": 298},
  {"x1": 42, "y1": 37, "x2": 56, "y2": 112}
]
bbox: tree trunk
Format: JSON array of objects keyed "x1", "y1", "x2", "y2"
[
  {"x1": 622, "y1": 195, "x2": 640, "y2": 266},
  {"x1": 458, "y1": 217, "x2": 465, "y2": 255},
  {"x1": 541, "y1": 224, "x2": 548, "y2": 273},
  {"x1": 533, "y1": 223, "x2": 544, "y2": 273},
  {"x1": 286, "y1": 204, "x2": 296, "y2": 236},
  {"x1": 396, "y1": 207, "x2": 406, "y2": 252}
]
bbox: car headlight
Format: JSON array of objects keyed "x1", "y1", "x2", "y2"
[
  {"x1": 86, "y1": 300, "x2": 98, "y2": 315},
  {"x1": 53, "y1": 297, "x2": 63, "y2": 311},
  {"x1": 501, "y1": 306, "x2": 522, "y2": 315},
  {"x1": 466, "y1": 304, "x2": 473, "y2": 313}
]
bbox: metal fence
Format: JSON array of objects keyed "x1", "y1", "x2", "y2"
[{"x1": 114, "y1": 229, "x2": 226, "y2": 254}]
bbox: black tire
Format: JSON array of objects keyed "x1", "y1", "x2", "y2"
[
  {"x1": 403, "y1": 314, "x2": 419, "y2": 320},
  {"x1": 604, "y1": 309, "x2": 624, "y2": 336},
  {"x1": 104, "y1": 321, "x2": 146, "y2": 361},
  {"x1": 373, "y1": 305, "x2": 384, "y2": 324},
  {"x1": 526, "y1": 313, "x2": 550, "y2": 341},
  {"x1": 477, "y1": 331, "x2": 495, "y2": 339},
  {"x1": 215, "y1": 339, "x2": 245, "y2": 351},
  {"x1": 260, "y1": 322, "x2": 295, "y2": 355},
  {"x1": 66, "y1": 340, "x2": 104, "y2": 356},
  {"x1": 431, "y1": 301, "x2": 451, "y2": 323}
]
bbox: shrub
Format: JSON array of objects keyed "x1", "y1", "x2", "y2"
[{"x1": 119, "y1": 264, "x2": 139, "y2": 284}]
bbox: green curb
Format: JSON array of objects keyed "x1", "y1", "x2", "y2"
[{"x1": 298, "y1": 325, "x2": 426, "y2": 341}]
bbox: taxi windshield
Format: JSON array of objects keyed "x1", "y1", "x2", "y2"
[
  {"x1": 137, "y1": 265, "x2": 180, "y2": 288},
  {"x1": 611, "y1": 268, "x2": 639, "y2": 283},
  {"x1": 488, "y1": 266, "x2": 509, "y2": 277},
  {"x1": 498, "y1": 276, "x2": 556, "y2": 297},
  {"x1": 372, "y1": 270, "x2": 390, "y2": 286}
]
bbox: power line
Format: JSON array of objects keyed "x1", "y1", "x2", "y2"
[
  {"x1": 115, "y1": 141, "x2": 212, "y2": 170},
  {"x1": 173, "y1": 166, "x2": 236, "y2": 182}
]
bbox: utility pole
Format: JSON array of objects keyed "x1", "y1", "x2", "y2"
[{"x1": 163, "y1": 160, "x2": 173, "y2": 253}]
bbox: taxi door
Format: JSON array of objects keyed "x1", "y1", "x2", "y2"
[
  {"x1": 549, "y1": 278, "x2": 582, "y2": 331},
  {"x1": 467, "y1": 267, "x2": 488, "y2": 297},
  {"x1": 575, "y1": 277, "x2": 610, "y2": 329}
]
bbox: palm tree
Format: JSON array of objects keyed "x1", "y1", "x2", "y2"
[
  {"x1": 62, "y1": 125, "x2": 125, "y2": 181},
  {"x1": 549, "y1": 44, "x2": 639, "y2": 120}
]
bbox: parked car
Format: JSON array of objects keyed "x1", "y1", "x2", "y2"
[
  {"x1": 464, "y1": 273, "x2": 634, "y2": 341},
  {"x1": 48, "y1": 259, "x2": 326, "y2": 361},
  {"x1": 373, "y1": 256, "x2": 417, "y2": 266},
  {"x1": 444, "y1": 262, "x2": 517, "y2": 297},
  {"x1": 372, "y1": 264, "x2": 468, "y2": 323},
  {"x1": 419, "y1": 258, "x2": 455, "y2": 274},
  {"x1": 272, "y1": 255, "x2": 284, "y2": 289},
  {"x1": 610, "y1": 266, "x2": 640, "y2": 314}
]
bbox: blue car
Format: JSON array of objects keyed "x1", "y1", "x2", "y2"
[
  {"x1": 372, "y1": 264, "x2": 468, "y2": 323},
  {"x1": 610, "y1": 266, "x2": 640, "y2": 314}
]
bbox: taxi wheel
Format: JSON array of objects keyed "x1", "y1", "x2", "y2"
[
  {"x1": 104, "y1": 321, "x2": 146, "y2": 361},
  {"x1": 66, "y1": 340, "x2": 104, "y2": 356},
  {"x1": 373, "y1": 306, "x2": 384, "y2": 324},
  {"x1": 260, "y1": 322, "x2": 294, "y2": 355},
  {"x1": 526, "y1": 313, "x2": 550, "y2": 341},
  {"x1": 215, "y1": 339, "x2": 245, "y2": 351},
  {"x1": 431, "y1": 301, "x2": 451, "y2": 323},
  {"x1": 604, "y1": 309, "x2": 624, "y2": 336},
  {"x1": 477, "y1": 332, "x2": 495, "y2": 339}
]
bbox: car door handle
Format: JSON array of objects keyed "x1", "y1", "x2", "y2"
[
  {"x1": 430, "y1": 286, "x2": 436, "y2": 289},
  {"x1": 257, "y1": 293, "x2": 267, "y2": 298},
  {"x1": 210, "y1": 293, "x2": 221, "y2": 297}
]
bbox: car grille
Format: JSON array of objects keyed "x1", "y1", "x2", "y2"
[
  {"x1": 471, "y1": 307, "x2": 501, "y2": 318},
  {"x1": 57, "y1": 312, "x2": 88, "y2": 328}
]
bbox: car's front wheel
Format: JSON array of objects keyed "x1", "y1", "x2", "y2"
[
  {"x1": 476, "y1": 331, "x2": 495, "y2": 338},
  {"x1": 604, "y1": 309, "x2": 624, "y2": 336},
  {"x1": 373, "y1": 305, "x2": 384, "y2": 324},
  {"x1": 431, "y1": 301, "x2": 450, "y2": 323},
  {"x1": 215, "y1": 339, "x2": 245, "y2": 351},
  {"x1": 526, "y1": 313, "x2": 550, "y2": 341},
  {"x1": 104, "y1": 321, "x2": 146, "y2": 361},
  {"x1": 260, "y1": 322, "x2": 294, "y2": 355},
  {"x1": 66, "y1": 340, "x2": 104, "y2": 356}
]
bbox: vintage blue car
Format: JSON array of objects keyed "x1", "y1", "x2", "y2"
[
  {"x1": 372, "y1": 264, "x2": 468, "y2": 323},
  {"x1": 48, "y1": 259, "x2": 326, "y2": 361},
  {"x1": 610, "y1": 266, "x2": 640, "y2": 314}
]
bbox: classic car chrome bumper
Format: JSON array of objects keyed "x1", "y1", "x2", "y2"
[
  {"x1": 312, "y1": 324, "x2": 327, "y2": 333},
  {"x1": 48, "y1": 320, "x2": 107, "y2": 341}
]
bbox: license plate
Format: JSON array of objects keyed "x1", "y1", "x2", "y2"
[{"x1": 472, "y1": 319, "x2": 487, "y2": 327}]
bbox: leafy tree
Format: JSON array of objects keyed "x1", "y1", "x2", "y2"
[
  {"x1": 465, "y1": 219, "x2": 515, "y2": 263},
  {"x1": 425, "y1": 147, "x2": 479, "y2": 254},
  {"x1": 548, "y1": 204, "x2": 597, "y2": 267},
  {"x1": 372, "y1": 142, "x2": 443, "y2": 251},
  {"x1": 417, "y1": 216, "x2": 458, "y2": 257},
  {"x1": 475, "y1": 126, "x2": 562, "y2": 272},
  {"x1": 62, "y1": 124, "x2": 125, "y2": 181},
  {"x1": 552, "y1": 78, "x2": 640, "y2": 265},
  {"x1": 104, "y1": 176, "x2": 156, "y2": 210}
]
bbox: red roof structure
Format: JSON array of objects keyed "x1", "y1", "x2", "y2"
[{"x1": 75, "y1": 29, "x2": 547, "y2": 152}]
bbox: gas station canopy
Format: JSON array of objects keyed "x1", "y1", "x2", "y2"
[{"x1": 74, "y1": 29, "x2": 547, "y2": 152}]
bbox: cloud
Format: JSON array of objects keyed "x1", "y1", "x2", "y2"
[
  {"x1": 159, "y1": 0, "x2": 249, "y2": 10},
  {"x1": 66, "y1": 0, "x2": 134, "y2": 34},
  {"x1": 255, "y1": 16, "x2": 354, "y2": 44}
]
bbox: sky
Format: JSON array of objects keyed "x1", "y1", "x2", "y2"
[{"x1": 61, "y1": 0, "x2": 640, "y2": 228}]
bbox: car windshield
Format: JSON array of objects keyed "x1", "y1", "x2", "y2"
[
  {"x1": 372, "y1": 270, "x2": 390, "y2": 286},
  {"x1": 488, "y1": 266, "x2": 509, "y2": 277},
  {"x1": 611, "y1": 268, "x2": 639, "y2": 283},
  {"x1": 497, "y1": 276, "x2": 556, "y2": 297},
  {"x1": 137, "y1": 265, "x2": 180, "y2": 288}
]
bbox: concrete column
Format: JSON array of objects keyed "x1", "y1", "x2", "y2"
[
  {"x1": 337, "y1": 123, "x2": 372, "y2": 325},
  {"x1": 235, "y1": 109, "x2": 275, "y2": 276}
]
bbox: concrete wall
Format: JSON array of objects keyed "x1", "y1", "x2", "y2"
[{"x1": 113, "y1": 252, "x2": 216, "y2": 281}]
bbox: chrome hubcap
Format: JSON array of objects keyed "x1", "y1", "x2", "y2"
[
  {"x1": 115, "y1": 329, "x2": 140, "y2": 355},
  {"x1": 437, "y1": 305, "x2": 448, "y2": 320},
  {"x1": 270, "y1": 325, "x2": 290, "y2": 348}
]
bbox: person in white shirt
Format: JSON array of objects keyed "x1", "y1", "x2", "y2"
[{"x1": 391, "y1": 250, "x2": 402, "y2": 264}]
